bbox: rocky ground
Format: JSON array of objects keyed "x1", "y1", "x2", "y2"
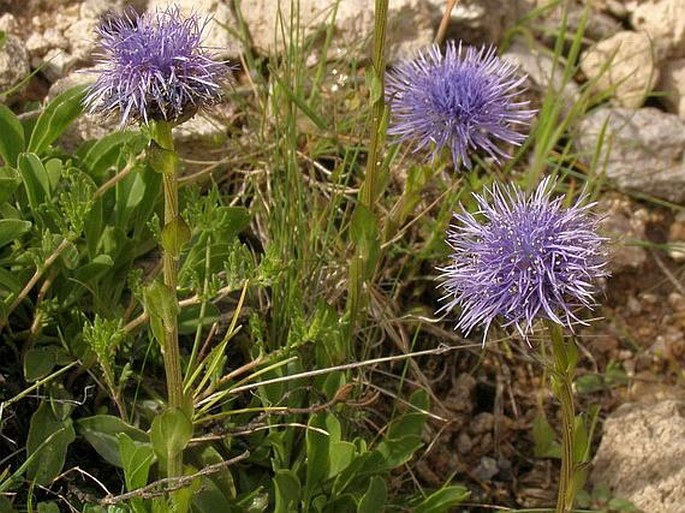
[{"x1": 1, "y1": 0, "x2": 685, "y2": 511}]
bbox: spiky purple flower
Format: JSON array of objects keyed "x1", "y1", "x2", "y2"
[
  {"x1": 438, "y1": 178, "x2": 608, "y2": 340},
  {"x1": 84, "y1": 7, "x2": 230, "y2": 126},
  {"x1": 386, "y1": 42, "x2": 535, "y2": 169}
]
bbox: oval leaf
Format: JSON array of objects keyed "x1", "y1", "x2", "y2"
[
  {"x1": 0, "y1": 104, "x2": 25, "y2": 167},
  {"x1": 0, "y1": 219, "x2": 31, "y2": 248},
  {"x1": 28, "y1": 85, "x2": 86, "y2": 154}
]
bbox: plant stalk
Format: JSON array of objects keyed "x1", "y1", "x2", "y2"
[
  {"x1": 546, "y1": 320, "x2": 577, "y2": 513},
  {"x1": 149, "y1": 121, "x2": 185, "y2": 479}
]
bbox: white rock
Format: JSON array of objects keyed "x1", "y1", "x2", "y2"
[
  {"x1": 441, "y1": 0, "x2": 522, "y2": 47},
  {"x1": 591, "y1": 400, "x2": 685, "y2": 513},
  {"x1": 233, "y1": 0, "x2": 440, "y2": 60},
  {"x1": 659, "y1": 58, "x2": 685, "y2": 119},
  {"x1": 575, "y1": 107, "x2": 685, "y2": 203},
  {"x1": 631, "y1": 0, "x2": 685, "y2": 60},
  {"x1": 502, "y1": 36, "x2": 579, "y2": 113},
  {"x1": 580, "y1": 30, "x2": 658, "y2": 109},
  {"x1": 0, "y1": 34, "x2": 30, "y2": 92},
  {"x1": 0, "y1": 13, "x2": 19, "y2": 33},
  {"x1": 147, "y1": 0, "x2": 242, "y2": 60},
  {"x1": 597, "y1": 195, "x2": 648, "y2": 272}
]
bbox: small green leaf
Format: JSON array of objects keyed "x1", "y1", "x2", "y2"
[
  {"x1": 147, "y1": 142, "x2": 178, "y2": 175},
  {"x1": 17, "y1": 152, "x2": 51, "y2": 211},
  {"x1": 0, "y1": 219, "x2": 31, "y2": 248},
  {"x1": 23, "y1": 346, "x2": 58, "y2": 382},
  {"x1": 79, "y1": 131, "x2": 142, "y2": 179},
  {"x1": 77, "y1": 415, "x2": 149, "y2": 468},
  {"x1": 118, "y1": 433, "x2": 154, "y2": 491},
  {"x1": 143, "y1": 281, "x2": 179, "y2": 346},
  {"x1": 0, "y1": 167, "x2": 20, "y2": 205},
  {"x1": 357, "y1": 476, "x2": 386, "y2": 513},
  {"x1": 37, "y1": 502, "x2": 60, "y2": 513},
  {"x1": 532, "y1": 413, "x2": 561, "y2": 459},
  {"x1": 161, "y1": 215, "x2": 191, "y2": 256},
  {"x1": 150, "y1": 408, "x2": 192, "y2": 469},
  {"x1": 0, "y1": 104, "x2": 25, "y2": 166},
  {"x1": 26, "y1": 402, "x2": 75, "y2": 485},
  {"x1": 412, "y1": 486, "x2": 470, "y2": 513},
  {"x1": 273, "y1": 470, "x2": 300, "y2": 513},
  {"x1": 365, "y1": 68, "x2": 383, "y2": 104},
  {"x1": 27, "y1": 85, "x2": 86, "y2": 154},
  {"x1": 350, "y1": 204, "x2": 380, "y2": 280}
]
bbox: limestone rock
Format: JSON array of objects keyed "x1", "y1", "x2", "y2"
[
  {"x1": 575, "y1": 107, "x2": 685, "y2": 203},
  {"x1": 236, "y1": 0, "x2": 441, "y2": 61},
  {"x1": 631, "y1": 0, "x2": 685, "y2": 60},
  {"x1": 0, "y1": 34, "x2": 30, "y2": 92},
  {"x1": 440, "y1": 0, "x2": 525, "y2": 47},
  {"x1": 502, "y1": 36, "x2": 579, "y2": 113},
  {"x1": 580, "y1": 30, "x2": 658, "y2": 109},
  {"x1": 659, "y1": 58, "x2": 685, "y2": 119},
  {"x1": 597, "y1": 195, "x2": 648, "y2": 272},
  {"x1": 591, "y1": 400, "x2": 685, "y2": 513}
]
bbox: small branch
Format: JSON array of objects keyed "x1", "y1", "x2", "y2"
[{"x1": 99, "y1": 451, "x2": 250, "y2": 506}]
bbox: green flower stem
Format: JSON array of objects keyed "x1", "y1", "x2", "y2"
[
  {"x1": 149, "y1": 120, "x2": 185, "y2": 479},
  {"x1": 546, "y1": 320, "x2": 577, "y2": 513},
  {"x1": 360, "y1": 0, "x2": 389, "y2": 209}
]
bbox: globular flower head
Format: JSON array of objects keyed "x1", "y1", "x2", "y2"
[
  {"x1": 438, "y1": 178, "x2": 608, "y2": 341},
  {"x1": 386, "y1": 41, "x2": 536, "y2": 169},
  {"x1": 84, "y1": 7, "x2": 230, "y2": 126}
]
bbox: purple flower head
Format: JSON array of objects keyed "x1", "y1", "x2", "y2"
[
  {"x1": 386, "y1": 41, "x2": 536, "y2": 169},
  {"x1": 438, "y1": 178, "x2": 608, "y2": 341},
  {"x1": 84, "y1": 7, "x2": 230, "y2": 126}
]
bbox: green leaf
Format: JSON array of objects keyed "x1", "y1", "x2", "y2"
[
  {"x1": 17, "y1": 152, "x2": 51, "y2": 211},
  {"x1": 27, "y1": 85, "x2": 86, "y2": 154},
  {"x1": 350, "y1": 204, "x2": 380, "y2": 280},
  {"x1": 273, "y1": 470, "x2": 301, "y2": 513},
  {"x1": 412, "y1": 486, "x2": 470, "y2": 513},
  {"x1": 37, "y1": 502, "x2": 60, "y2": 513},
  {"x1": 26, "y1": 402, "x2": 75, "y2": 485},
  {"x1": 0, "y1": 167, "x2": 20, "y2": 205},
  {"x1": 143, "y1": 281, "x2": 179, "y2": 346},
  {"x1": 357, "y1": 476, "x2": 386, "y2": 513},
  {"x1": 79, "y1": 131, "x2": 142, "y2": 179},
  {"x1": 77, "y1": 415, "x2": 149, "y2": 468},
  {"x1": 118, "y1": 433, "x2": 154, "y2": 492},
  {"x1": 215, "y1": 206, "x2": 250, "y2": 240},
  {"x1": 0, "y1": 104, "x2": 25, "y2": 166},
  {"x1": 150, "y1": 408, "x2": 192, "y2": 469},
  {"x1": 23, "y1": 346, "x2": 59, "y2": 382},
  {"x1": 305, "y1": 413, "x2": 330, "y2": 500},
  {"x1": 161, "y1": 215, "x2": 191, "y2": 256},
  {"x1": 532, "y1": 413, "x2": 561, "y2": 459},
  {"x1": 0, "y1": 219, "x2": 31, "y2": 248}
]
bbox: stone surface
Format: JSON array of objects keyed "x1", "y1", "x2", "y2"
[
  {"x1": 580, "y1": 30, "x2": 658, "y2": 109},
  {"x1": 668, "y1": 211, "x2": 685, "y2": 262},
  {"x1": 575, "y1": 107, "x2": 685, "y2": 203},
  {"x1": 659, "y1": 58, "x2": 685, "y2": 119},
  {"x1": 235, "y1": 0, "x2": 442, "y2": 61},
  {"x1": 591, "y1": 400, "x2": 685, "y2": 513},
  {"x1": 441, "y1": 0, "x2": 526, "y2": 48},
  {"x1": 598, "y1": 194, "x2": 648, "y2": 272},
  {"x1": 0, "y1": 34, "x2": 31, "y2": 92},
  {"x1": 502, "y1": 36, "x2": 579, "y2": 113},
  {"x1": 631, "y1": 0, "x2": 685, "y2": 60}
]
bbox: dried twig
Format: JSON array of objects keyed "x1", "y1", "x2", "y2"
[{"x1": 100, "y1": 451, "x2": 250, "y2": 506}]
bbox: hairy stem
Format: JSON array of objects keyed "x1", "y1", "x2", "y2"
[
  {"x1": 149, "y1": 121, "x2": 185, "y2": 480},
  {"x1": 546, "y1": 320, "x2": 577, "y2": 513}
]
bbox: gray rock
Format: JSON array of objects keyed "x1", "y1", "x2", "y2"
[
  {"x1": 0, "y1": 34, "x2": 30, "y2": 93},
  {"x1": 659, "y1": 58, "x2": 685, "y2": 120},
  {"x1": 631, "y1": 0, "x2": 685, "y2": 60},
  {"x1": 591, "y1": 400, "x2": 685, "y2": 513},
  {"x1": 575, "y1": 107, "x2": 685, "y2": 203},
  {"x1": 441, "y1": 0, "x2": 526, "y2": 47},
  {"x1": 580, "y1": 30, "x2": 658, "y2": 109},
  {"x1": 598, "y1": 194, "x2": 648, "y2": 272},
  {"x1": 502, "y1": 36, "x2": 579, "y2": 113}
]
